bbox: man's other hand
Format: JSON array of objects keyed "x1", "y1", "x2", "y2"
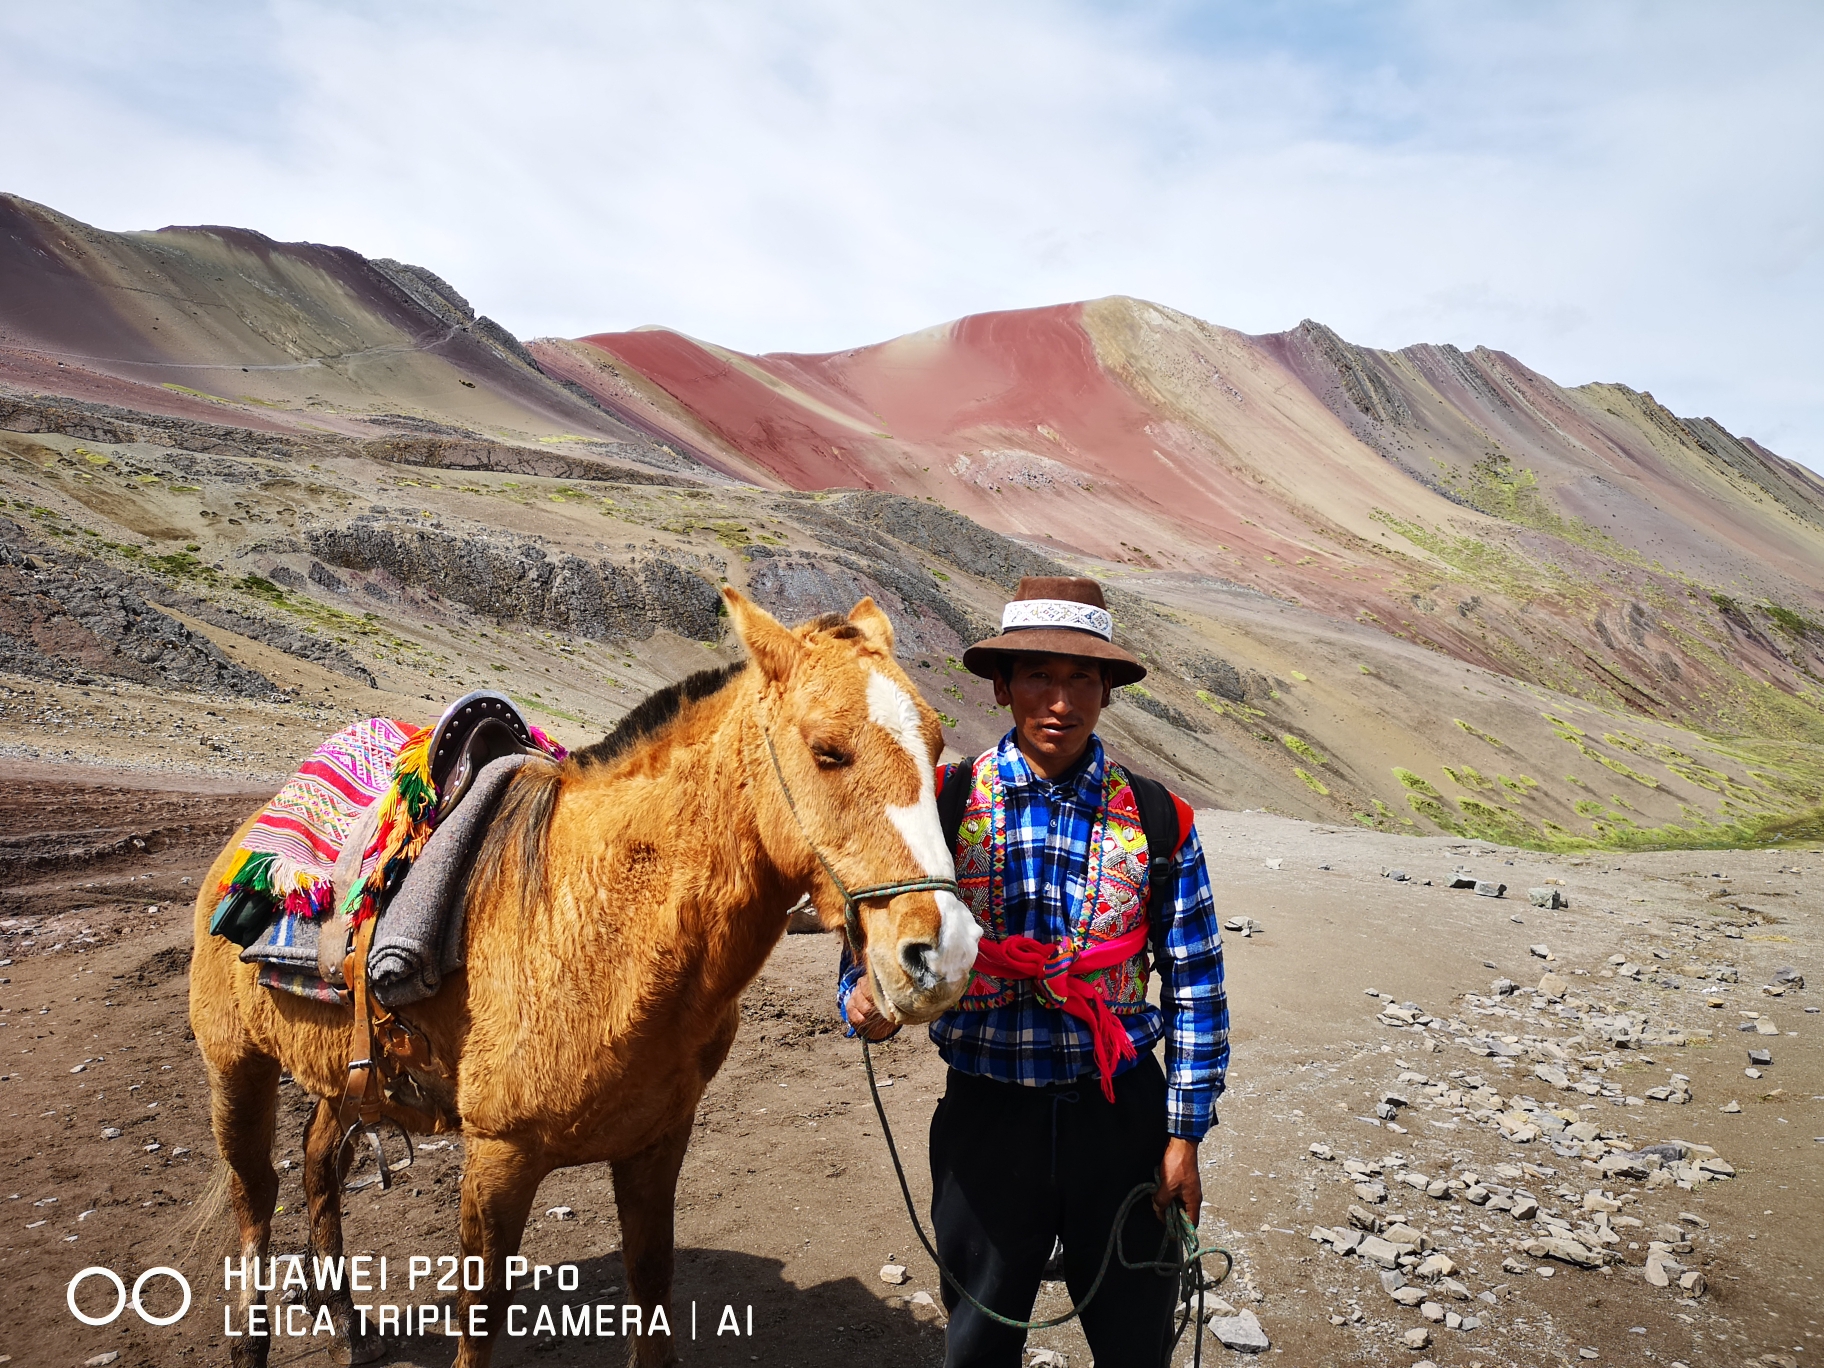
[
  {"x1": 1154, "y1": 1137, "x2": 1202, "y2": 1226},
  {"x1": 844, "y1": 975, "x2": 901, "y2": 1042}
]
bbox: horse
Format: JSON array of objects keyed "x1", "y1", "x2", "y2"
[{"x1": 187, "y1": 590, "x2": 983, "y2": 1367}]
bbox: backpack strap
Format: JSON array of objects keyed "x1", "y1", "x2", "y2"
[
  {"x1": 1125, "y1": 771, "x2": 1195, "y2": 1004},
  {"x1": 936, "y1": 760, "x2": 972, "y2": 855}
]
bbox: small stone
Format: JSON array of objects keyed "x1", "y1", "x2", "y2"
[
  {"x1": 1355, "y1": 1181, "x2": 1388, "y2": 1204},
  {"x1": 1357, "y1": 1235, "x2": 1403, "y2": 1268},
  {"x1": 1530, "y1": 944, "x2": 1551, "y2": 960},
  {"x1": 910, "y1": 1291, "x2": 935, "y2": 1307},
  {"x1": 1420, "y1": 1301, "x2": 1445, "y2": 1322},
  {"x1": 85, "y1": 1356, "x2": 120, "y2": 1367},
  {"x1": 1503, "y1": 1256, "x2": 1530, "y2": 1274},
  {"x1": 1644, "y1": 1259, "x2": 1670, "y2": 1287},
  {"x1": 1445, "y1": 1311, "x2": 1462, "y2": 1329},
  {"x1": 1460, "y1": 1314, "x2": 1481, "y2": 1330},
  {"x1": 1528, "y1": 887, "x2": 1565, "y2": 909},
  {"x1": 1380, "y1": 1269, "x2": 1407, "y2": 1293},
  {"x1": 1415, "y1": 1253, "x2": 1455, "y2": 1279},
  {"x1": 70, "y1": 1065, "x2": 85, "y2": 1074},
  {"x1": 1348, "y1": 1204, "x2": 1384, "y2": 1232},
  {"x1": 100, "y1": 1127, "x2": 122, "y2": 1140},
  {"x1": 879, "y1": 1264, "x2": 908, "y2": 1285},
  {"x1": 1024, "y1": 1349, "x2": 1067, "y2": 1368},
  {"x1": 1207, "y1": 1308, "x2": 1270, "y2": 1353},
  {"x1": 1537, "y1": 972, "x2": 1569, "y2": 999},
  {"x1": 1756, "y1": 1019, "x2": 1780, "y2": 1036},
  {"x1": 1401, "y1": 1326, "x2": 1432, "y2": 1350},
  {"x1": 1207, "y1": 1298, "x2": 1238, "y2": 1316},
  {"x1": 1309, "y1": 1143, "x2": 1335, "y2": 1160},
  {"x1": 1745, "y1": 1068, "x2": 1762, "y2": 1079},
  {"x1": 544, "y1": 1206, "x2": 575, "y2": 1220},
  {"x1": 1511, "y1": 1196, "x2": 1539, "y2": 1221},
  {"x1": 1392, "y1": 1286, "x2": 1428, "y2": 1306},
  {"x1": 1748, "y1": 1049, "x2": 1772, "y2": 1066},
  {"x1": 1475, "y1": 881, "x2": 1506, "y2": 898},
  {"x1": 1720, "y1": 1101, "x2": 1742, "y2": 1113},
  {"x1": 1387, "y1": 869, "x2": 1408, "y2": 881},
  {"x1": 1678, "y1": 1270, "x2": 1706, "y2": 1296},
  {"x1": 1579, "y1": 1351, "x2": 1599, "y2": 1361},
  {"x1": 1491, "y1": 978, "x2": 1518, "y2": 996}
]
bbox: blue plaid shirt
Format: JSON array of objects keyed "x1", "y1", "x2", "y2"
[{"x1": 838, "y1": 732, "x2": 1228, "y2": 1140}]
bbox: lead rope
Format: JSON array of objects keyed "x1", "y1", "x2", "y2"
[{"x1": 861, "y1": 1036, "x2": 1230, "y2": 1363}]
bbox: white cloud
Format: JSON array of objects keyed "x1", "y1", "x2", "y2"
[{"x1": 2, "y1": 0, "x2": 1820, "y2": 467}]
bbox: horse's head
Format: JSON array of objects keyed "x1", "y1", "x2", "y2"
[{"x1": 727, "y1": 588, "x2": 982, "y2": 1024}]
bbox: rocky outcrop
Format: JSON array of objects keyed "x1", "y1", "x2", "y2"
[
  {"x1": 140, "y1": 586, "x2": 377, "y2": 687},
  {"x1": 0, "y1": 523, "x2": 282, "y2": 697},
  {"x1": 307, "y1": 521, "x2": 722, "y2": 642},
  {"x1": 821, "y1": 492, "x2": 1065, "y2": 589}
]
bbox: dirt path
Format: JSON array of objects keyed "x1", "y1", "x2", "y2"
[{"x1": 0, "y1": 768, "x2": 1817, "y2": 1367}]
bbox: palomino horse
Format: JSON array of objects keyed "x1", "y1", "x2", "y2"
[{"x1": 188, "y1": 591, "x2": 982, "y2": 1367}]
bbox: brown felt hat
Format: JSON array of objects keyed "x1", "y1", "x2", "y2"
[{"x1": 962, "y1": 577, "x2": 1146, "y2": 686}]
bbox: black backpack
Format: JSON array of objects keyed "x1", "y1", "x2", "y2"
[{"x1": 935, "y1": 757, "x2": 1191, "y2": 995}]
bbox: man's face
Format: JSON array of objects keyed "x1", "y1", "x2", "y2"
[{"x1": 992, "y1": 653, "x2": 1113, "y2": 778}]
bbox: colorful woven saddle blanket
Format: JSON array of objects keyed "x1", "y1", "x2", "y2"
[{"x1": 212, "y1": 696, "x2": 565, "y2": 1002}]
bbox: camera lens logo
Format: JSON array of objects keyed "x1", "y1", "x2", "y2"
[{"x1": 67, "y1": 1266, "x2": 193, "y2": 1326}]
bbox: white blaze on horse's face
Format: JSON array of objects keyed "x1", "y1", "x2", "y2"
[{"x1": 864, "y1": 670, "x2": 983, "y2": 1020}]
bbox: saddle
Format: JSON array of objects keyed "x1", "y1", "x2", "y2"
[{"x1": 334, "y1": 691, "x2": 538, "y2": 1184}]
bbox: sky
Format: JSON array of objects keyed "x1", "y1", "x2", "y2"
[{"x1": 4, "y1": 0, "x2": 1822, "y2": 469}]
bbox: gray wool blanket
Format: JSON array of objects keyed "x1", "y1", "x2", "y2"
[{"x1": 242, "y1": 753, "x2": 535, "y2": 1007}]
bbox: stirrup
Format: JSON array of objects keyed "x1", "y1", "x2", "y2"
[{"x1": 337, "y1": 1118, "x2": 415, "y2": 1192}]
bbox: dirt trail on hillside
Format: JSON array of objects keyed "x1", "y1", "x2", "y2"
[{"x1": 0, "y1": 764, "x2": 1817, "y2": 1368}]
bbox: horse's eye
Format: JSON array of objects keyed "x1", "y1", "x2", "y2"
[{"x1": 810, "y1": 741, "x2": 852, "y2": 769}]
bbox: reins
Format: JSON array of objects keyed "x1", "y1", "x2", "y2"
[{"x1": 755, "y1": 711, "x2": 1230, "y2": 1362}]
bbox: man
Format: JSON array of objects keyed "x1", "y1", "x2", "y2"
[{"x1": 839, "y1": 576, "x2": 1228, "y2": 1368}]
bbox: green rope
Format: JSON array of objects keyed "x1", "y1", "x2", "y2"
[{"x1": 860, "y1": 1038, "x2": 1231, "y2": 1361}]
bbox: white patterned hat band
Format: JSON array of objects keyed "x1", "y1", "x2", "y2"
[{"x1": 1000, "y1": 598, "x2": 1114, "y2": 641}]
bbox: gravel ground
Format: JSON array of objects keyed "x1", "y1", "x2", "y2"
[{"x1": 0, "y1": 764, "x2": 1817, "y2": 1368}]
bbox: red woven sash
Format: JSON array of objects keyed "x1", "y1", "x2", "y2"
[{"x1": 971, "y1": 922, "x2": 1149, "y2": 1100}]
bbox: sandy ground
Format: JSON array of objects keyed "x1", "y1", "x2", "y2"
[{"x1": 0, "y1": 761, "x2": 1818, "y2": 1368}]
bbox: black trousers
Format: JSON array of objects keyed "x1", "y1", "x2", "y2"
[{"x1": 928, "y1": 1054, "x2": 1181, "y2": 1368}]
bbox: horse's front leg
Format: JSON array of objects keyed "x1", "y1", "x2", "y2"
[
  {"x1": 452, "y1": 1135, "x2": 550, "y2": 1368},
  {"x1": 612, "y1": 1118, "x2": 694, "y2": 1368}
]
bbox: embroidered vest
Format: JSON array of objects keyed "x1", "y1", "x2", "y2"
[{"x1": 952, "y1": 750, "x2": 1152, "y2": 1014}]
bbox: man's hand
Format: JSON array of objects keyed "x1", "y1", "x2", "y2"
[
  {"x1": 1154, "y1": 1137, "x2": 1202, "y2": 1226},
  {"x1": 843, "y1": 974, "x2": 901, "y2": 1042}
]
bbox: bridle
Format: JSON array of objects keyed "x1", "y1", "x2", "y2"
[{"x1": 758, "y1": 721, "x2": 960, "y2": 960}]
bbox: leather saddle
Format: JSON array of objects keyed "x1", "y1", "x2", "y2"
[{"x1": 427, "y1": 690, "x2": 538, "y2": 819}]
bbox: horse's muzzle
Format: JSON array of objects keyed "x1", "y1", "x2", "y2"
[{"x1": 872, "y1": 891, "x2": 982, "y2": 1024}]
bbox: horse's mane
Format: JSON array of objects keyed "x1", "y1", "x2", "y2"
[
  {"x1": 572, "y1": 662, "x2": 749, "y2": 770},
  {"x1": 467, "y1": 662, "x2": 749, "y2": 919}
]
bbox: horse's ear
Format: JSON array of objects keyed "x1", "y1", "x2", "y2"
[
  {"x1": 725, "y1": 587, "x2": 803, "y2": 681},
  {"x1": 847, "y1": 596, "x2": 895, "y2": 652}
]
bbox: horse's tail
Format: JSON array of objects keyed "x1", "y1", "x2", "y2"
[
  {"x1": 467, "y1": 759, "x2": 564, "y2": 922},
  {"x1": 183, "y1": 1160, "x2": 234, "y2": 1256}
]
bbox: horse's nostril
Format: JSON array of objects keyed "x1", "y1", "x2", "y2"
[{"x1": 900, "y1": 941, "x2": 937, "y2": 989}]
